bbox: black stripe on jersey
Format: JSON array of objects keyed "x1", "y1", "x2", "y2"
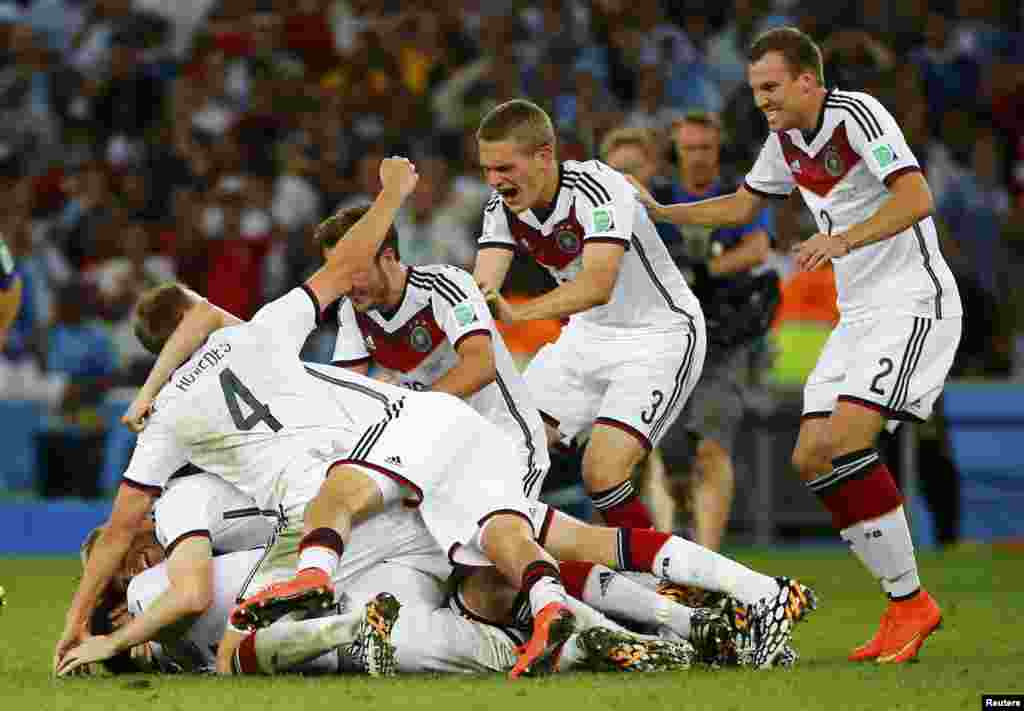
[
  {"x1": 649, "y1": 319, "x2": 698, "y2": 444},
  {"x1": 826, "y1": 96, "x2": 882, "y2": 140},
  {"x1": 494, "y1": 372, "x2": 537, "y2": 476},
  {"x1": 562, "y1": 170, "x2": 602, "y2": 207},
  {"x1": 743, "y1": 179, "x2": 790, "y2": 200},
  {"x1": 434, "y1": 271, "x2": 468, "y2": 301},
  {"x1": 841, "y1": 93, "x2": 884, "y2": 138},
  {"x1": 523, "y1": 466, "x2": 546, "y2": 499},
  {"x1": 304, "y1": 365, "x2": 390, "y2": 405},
  {"x1": 411, "y1": 271, "x2": 461, "y2": 307},
  {"x1": 300, "y1": 284, "x2": 323, "y2": 326},
  {"x1": 351, "y1": 419, "x2": 388, "y2": 461},
  {"x1": 887, "y1": 316, "x2": 931, "y2": 414},
  {"x1": 629, "y1": 235, "x2": 695, "y2": 322},
  {"x1": 577, "y1": 171, "x2": 612, "y2": 205},
  {"x1": 912, "y1": 222, "x2": 943, "y2": 319}
]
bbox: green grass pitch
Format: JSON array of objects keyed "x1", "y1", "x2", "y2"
[{"x1": 1, "y1": 547, "x2": 1019, "y2": 710}]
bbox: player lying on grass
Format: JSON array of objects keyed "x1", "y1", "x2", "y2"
[{"x1": 68, "y1": 522, "x2": 698, "y2": 676}]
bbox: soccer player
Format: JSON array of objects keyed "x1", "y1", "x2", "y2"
[
  {"x1": 321, "y1": 206, "x2": 549, "y2": 497},
  {"x1": 630, "y1": 27, "x2": 961, "y2": 664},
  {"x1": 474, "y1": 100, "x2": 705, "y2": 530}
]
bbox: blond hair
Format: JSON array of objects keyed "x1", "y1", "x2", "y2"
[{"x1": 477, "y1": 99, "x2": 556, "y2": 150}]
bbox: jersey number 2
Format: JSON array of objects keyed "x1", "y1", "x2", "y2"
[
  {"x1": 220, "y1": 368, "x2": 283, "y2": 432},
  {"x1": 869, "y1": 358, "x2": 894, "y2": 396}
]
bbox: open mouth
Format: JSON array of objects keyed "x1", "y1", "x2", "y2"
[{"x1": 498, "y1": 186, "x2": 519, "y2": 202}]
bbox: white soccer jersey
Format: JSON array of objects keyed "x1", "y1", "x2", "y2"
[
  {"x1": 332, "y1": 264, "x2": 548, "y2": 488},
  {"x1": 122, "y1": 287, "x2": 373, "y2": 510},
  {"x1": 745, "y1": 89, "x2": 961, "y2": 323},
  {"x1": 129, "y1": 548, "x2": 264, "y2": 673},
  {"x1": 478, "y1": 160, "x2": 699, "y2": 329}
]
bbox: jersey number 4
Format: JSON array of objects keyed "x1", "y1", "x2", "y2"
[{"x1": 220, "y1": 368, "x2": 283, "y2": 432}]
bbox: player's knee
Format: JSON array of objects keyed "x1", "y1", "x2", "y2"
[{"x1": 792, "y1": 435, "x2": 833, "y2": 478}]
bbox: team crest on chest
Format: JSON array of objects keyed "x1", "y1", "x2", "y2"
[
  {"x1": 823, "y1": 145, "x2": 844, "y2": 177},
  {"x1": 409, "y1": 323, "x2": 433, "y2": 352},
  {"x1": 555, "y1": 228, "x2": 581, "y2": 254}
]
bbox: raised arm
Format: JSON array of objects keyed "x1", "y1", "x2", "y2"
[
  {"x1": 122, "y1": 297, "x2": 242, "y2": 432},
  {"x1": 305, "y1": 157, "x2": 420, "y2": 308},
  {"x1": 473, "y1": 246, "x2": 515, "y2": 294}
]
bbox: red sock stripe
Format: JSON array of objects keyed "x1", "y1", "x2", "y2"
[
  {"x1": 819, "y1": 462, "x2": 904, "y2": 530},
  {"x1": 557, "y1": 560, "x2": 596, "y2": 600},
  {"x1": 623, "y1": 529, "x2": 671, "y2": 572},
  {"x1": 521, "y1": 560, "x2": 560, "y2": 594},
  {"x1": 235, "y1": 632, "x2": 260, "y2": 674},
  {"x1": 298, "y1": 527, "x2": 344, "y2": 556},
  {"x1": 601, "y1": 496, "x2": 654, "y2": 529}
]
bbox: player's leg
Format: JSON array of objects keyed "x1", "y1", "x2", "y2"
[
  {"x1": 795, "y1": 316, "x2": 958, "y2": 663},
  {"x1": 475, "y1": 512, "x2": 575, "y2": 678},
  {"x1": 229, "y1": 461, "x2": 401, "y2": 631},
  {"x1": 586, "y1": 320, "x2": 705, "y2": 529},
  {"x1": 539, "y1": 506, "x2": 815, "y2": 667}
]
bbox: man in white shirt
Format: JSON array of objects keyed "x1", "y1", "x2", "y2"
[{"x1": 630, "y1": 26, "x2": 960, "y2": 665}]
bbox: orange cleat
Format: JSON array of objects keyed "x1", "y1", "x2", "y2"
[
  {"x1": 508, "y1": 602, "x2": 575, "y2": 679},
  {"x1": 230, "y1": 568, "x2": 335, "y2": 631},
  {"x1": 849, "y1": 609, "x2": 890, "y2": 662},
  {"x1": 876, "y1": 589, "x2": 942, "y2": 664}
]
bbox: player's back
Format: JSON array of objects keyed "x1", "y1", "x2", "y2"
[{"x1": 149, "y1": 289, "x2": 363, "y2": 506}]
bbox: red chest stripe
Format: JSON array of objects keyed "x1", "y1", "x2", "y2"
[
  {"x1": 356, "y1": 305, "x2": 445, "y2": 372},
  {"x1": 507, "y1": 202, "x2": 585, "y2": 270},
  {"x1": 779, "y1": 123, "x2": 861, "y2": 197}
]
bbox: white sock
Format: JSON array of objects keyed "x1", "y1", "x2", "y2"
[
  {"x1": 653, "y1": 536, "x2": 779, "y2": 605},
  {"x1": 253, "y1": 611, "x2": 362, "y2": 673},
  {"x1": 581, "y1": 564, "x2": 692, "y2": 638},
  {"x1": 840, "y1": 506, "x2": 920, "y2": 599},
  {"x1": 528, "y1": 576, "x2": 568, "y2": 617},
  {"x1": 297, "y1": 546, "x2": 340, "y2": 577}
]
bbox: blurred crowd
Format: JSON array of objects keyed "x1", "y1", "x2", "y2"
[{"x1": 0, "y1": 0, "x2": 1022, "y2": 413}]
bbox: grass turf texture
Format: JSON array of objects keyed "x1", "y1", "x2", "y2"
[{"x1": 1, "y1": 547, "x2": 1018, "y2": 710}]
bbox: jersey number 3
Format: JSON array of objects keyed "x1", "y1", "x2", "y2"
[{"x1": 220, "y1": 368, "x2": 283, "y2": 432}]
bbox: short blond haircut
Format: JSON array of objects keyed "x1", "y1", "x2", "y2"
[
  {"x1": 477, "y1": 99, "x2": 556, "y2": 150},
  {"x1": 599, "y1": 127, "x2": 658, "y2": 162}
]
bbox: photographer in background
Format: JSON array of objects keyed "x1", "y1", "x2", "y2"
[{"x1": 602, "y1": 115, "x2": 779, "y2": 548}]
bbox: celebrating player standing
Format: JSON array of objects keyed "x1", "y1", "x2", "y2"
[
  {"x1": 474, "y1": 100, "x2": 705, "y2": 530},
  {"x1": 630, "y1": 27, "x2": 960, "y2": 664}
]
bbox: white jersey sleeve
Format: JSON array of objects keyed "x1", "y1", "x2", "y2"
[
  {"x1": 478, "y1": 192, "x2": 516, "y2": 249},
  {"x1": 840, "y1": 91, "x2": 920, "y2": 186},
  {"x1": 430, "y1": 266, "x2": 494, "y2": 349},
  {"x1": 575, "y1": 161, "x2": 634, "y2": 247},
  {"x1": 744, "y1": 134, "x2": 796, "y2": 199},
  {"x1": 121, "y1": 414, "x2": 188, "y2": 494},
  {"x1": 332, "y1": 298, "x2": 371, "y2": 365},
  {"x1": 249, "y1": 286, "x2": 321, "y2": 355}
]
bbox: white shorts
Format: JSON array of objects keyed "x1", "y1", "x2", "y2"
[
  {"x1": 524, "y1": 318, "x2": 705, "y2": 449},
  {"x1": 154, "y1": 472, "x2": 276, "y2": 556},
  {"x1": 803, "y1": 315, "x2": 962, "y2": 423},
  {"x1": 337, "y1": 392, "x2": 535, "y2": 563}
]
